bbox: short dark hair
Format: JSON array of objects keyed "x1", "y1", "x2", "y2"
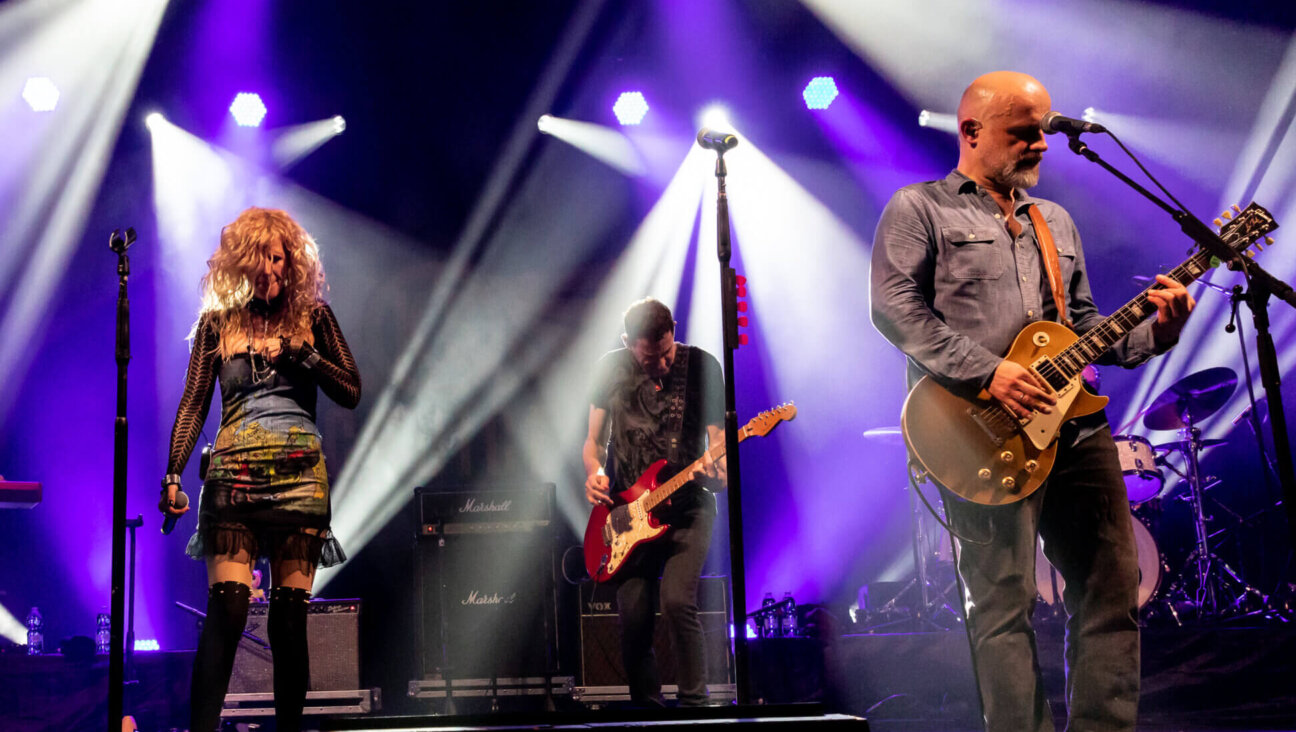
[{"x1": 622, "y1": 297, "x2": 674, "y2": 342}]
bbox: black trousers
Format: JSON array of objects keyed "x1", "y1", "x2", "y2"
[
  {"x1": 944, "y1": 424, "x2": 1140, "y2": 732},
  {"x1": 614, "y1": 491, "x2": 716, "y2": 706}
]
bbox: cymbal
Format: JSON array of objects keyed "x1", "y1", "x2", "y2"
[
  {"x1": 862, "y1": 426, "x2": 905, "y2": 446},
  {"x1": 1153, "y1": 437, "x2": 1228, "y2": 452},
  {"x1": 1143, "y1": 367, "x2": 1237, "y2": 431}
]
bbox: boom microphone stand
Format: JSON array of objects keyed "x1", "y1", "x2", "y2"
[{"x1": 1059, "y1": 129, "x2": 1296, "y2": 554}]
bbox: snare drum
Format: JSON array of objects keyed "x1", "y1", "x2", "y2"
[
  {"x1": 1114, "y1": 434, "x2": 1163, "y2": 503},
  {"x1": 1036, "y1": 512, "x2": 1163, "y2": 609}
]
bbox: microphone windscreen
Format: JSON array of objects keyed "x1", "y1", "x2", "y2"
[{"x1": 172, "y1": 490, "x2": 189, "y2": 510}]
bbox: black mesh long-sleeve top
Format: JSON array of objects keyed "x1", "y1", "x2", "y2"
[{"x1": 165, "y1": 302, "x2": 361, "y2": 477}]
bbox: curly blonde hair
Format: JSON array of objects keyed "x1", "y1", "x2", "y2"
[{"x1": 195, "y1": 207, "x2": 327, "y2": 358}]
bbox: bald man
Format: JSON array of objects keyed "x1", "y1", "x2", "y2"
[{"x1": 870, "y1": 72, "x2": 1194, "y2": 732}]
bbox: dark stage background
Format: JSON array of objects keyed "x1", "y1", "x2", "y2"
[{"x1": 2, "y1": 0, "x2": 1295, "y2": 721}]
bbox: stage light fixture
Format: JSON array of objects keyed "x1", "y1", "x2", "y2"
[
  {"x1": 332, "y1": 115, "x2": 346, "y2": 134},
  {"x1": 22, "y1": 76, "x2": 59, "y2": 112},
  {"x1": 537, "y1": 114, "x2": 555, "y2": 133},
  {"x1": 802, "y1": 76, "x2": 839, "y2": 110},
  {"x1": 696, "y1": 103, "x2": 733, "y2": 132},
  {"x1": 229, "y1": 92, "x2": 267, "y2": 127},
  {"x1": 1083, "y1": 106, "x2": 1097, "y2": 123},
  {"x1": 916, "y1": 109, "x2": 957, "y2": 133},
  {"x1": 144, "y1": 111, "x2": 164, "y2": 130},
  {"x1": 613, "y1": 91, "x2": 649, "y2": 125}
]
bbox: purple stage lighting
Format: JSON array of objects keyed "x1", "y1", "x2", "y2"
[
  {"x1": 612, "y1": 91, "x2": 649, "y2": 125},
  {"x1": 229, "y1": 92, "x2": 268, "y2": 127},
  {"x1": 802, "y1": 76, "x2": 839, "y2": 111},
  {"x1": 22, "y1": 77, "x2": 59, "y2": 112}
]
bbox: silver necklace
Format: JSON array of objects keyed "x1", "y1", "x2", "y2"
[{"x1": 247, "y1": 315, "x2": 275, "y2": 385}]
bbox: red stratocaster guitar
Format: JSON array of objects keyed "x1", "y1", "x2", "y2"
[{"x1": 583, "y1": 403, "x2": 797, "y2": 583}]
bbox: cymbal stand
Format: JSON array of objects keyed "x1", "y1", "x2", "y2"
[
  {"x1": 1169, "y1": 417, "x2": 1266, "y2": 619},
  {"x1": 862, "y1": 470, "x2": 961, "y2": 631}
]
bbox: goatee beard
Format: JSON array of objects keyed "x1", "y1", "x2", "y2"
[{"x1": 999, "y1": 162, "x2": 1041, "y2": 190}]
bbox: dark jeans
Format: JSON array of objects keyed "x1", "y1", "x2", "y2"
[
  {"x1": 615, "y1": 490, "x2": 716, "y2": 706},
  {"x1": 944, "y1": 424, "x2": 1140, "y2": 732}
]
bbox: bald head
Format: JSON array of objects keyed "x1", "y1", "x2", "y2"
[
  {"x1": 957, "y1": 71, "x2": 1050, "y2": 125},
  {"x1": 956, "y1": 71, "x2": 1052, "y2": 195}
]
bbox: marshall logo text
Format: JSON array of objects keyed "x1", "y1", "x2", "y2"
[
  {"x1": 462, "y1": 591, "x2": 518, "y2": 606},
  {"x1": 459, "y1": 498, "x2": 513, "y2": 514}
]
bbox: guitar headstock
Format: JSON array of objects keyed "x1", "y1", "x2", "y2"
[
  {"x1": 743, "y1": 402, "x2": 797, "y2": 437},
  {"x1": 1214, "y1": 202, "x2": 1278, "y2": 262}
]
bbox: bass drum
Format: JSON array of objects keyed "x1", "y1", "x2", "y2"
[{"x1": 1036, "y1": 512, "x2": 1162, "y2": 610}]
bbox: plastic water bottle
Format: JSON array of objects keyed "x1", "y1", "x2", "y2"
[
  {"x1": 781, "y1": 591, "x2": 797, "y2": 637},
  {"x1": 96, "y1": 611, "x2": 111, "y2": 654},
  {"x1": 26, "y1": 607, "x2": 44, "y2": 655},
  {"x1": 760, "y1": 592, "x2": 776, "y2": 638}
]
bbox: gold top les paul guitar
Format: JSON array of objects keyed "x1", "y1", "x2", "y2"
[{"x1": 902, "y1": 203, "x2": 1278, "y2": 506}]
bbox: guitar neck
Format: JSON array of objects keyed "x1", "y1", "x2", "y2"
[
  {"x1": 641, "y1": 431, "x2": 745, "y2": 512},
  {"x1": 1040, "y1": 248, "x2": 1213, "y2": 387}
]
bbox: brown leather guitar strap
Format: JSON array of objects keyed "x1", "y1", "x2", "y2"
[{"x1": 1026, "y1": 203, "x2": 1073, "y2": 329}]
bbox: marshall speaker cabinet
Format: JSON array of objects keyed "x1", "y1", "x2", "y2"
[{"x1": 415, "y1": 483, "x2": 557, "y2": 681}]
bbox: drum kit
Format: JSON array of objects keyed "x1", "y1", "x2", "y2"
[
  {"x1": 1098, "y1": 366, "x2": 1271, "y2": 623},
  {"x1": 867, "y1": 365, "x2": 1283, "y2": 629}
]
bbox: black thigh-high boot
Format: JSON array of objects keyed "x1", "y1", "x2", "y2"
[
  {"x1": 190, "y1": 581, "x2": 252, "y2": 732},
  {"x1": 268, "y1": 586, "x2": 312, "y2": 731}
]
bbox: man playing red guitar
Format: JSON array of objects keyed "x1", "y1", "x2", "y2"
[
  {"x1": 871, "y1": 72, "x2": 1195, "y2": 732},
  {"x1": 583, "y1": 297, "x2": 726, "y2": 707}
]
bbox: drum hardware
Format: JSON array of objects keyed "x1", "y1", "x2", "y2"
[
  {"x1": 1143, "y1": 368, "x2": 1269, "y2": 621},
  {"x1": 859, "y1": 427, "x2": 962, "y2": 631}
]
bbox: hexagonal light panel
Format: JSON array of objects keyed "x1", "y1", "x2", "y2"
[
  {"x1": 229, "y1": 92, "x2": 268, "y2": 127},
  {"x1": 612, "y1": 91, "x2": 649, "y2": 126},
  {"x1": 22, "y1": 77, "x2": 59, "y2": 112},
  {"x1": 802, "y1": 76, "x2": 839, "y2": 111}
]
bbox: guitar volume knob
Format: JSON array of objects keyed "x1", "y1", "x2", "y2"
[
  {"x1": 978, "y1": 468, "x2": 992, "y2": 480},
  {"x1": 1000, "y1": 451, "x2": 1014, "y2": 463},
  {"x1": 1002, "y1": 476, "x2": 1017, "y2": 491},
  {"x1": 1025, "y1": 460, "x2": 1039, "y2": 472}
]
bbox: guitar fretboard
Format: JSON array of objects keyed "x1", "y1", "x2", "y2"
[{"x1": 641, "y1": 427, "x2": 749, "y2": 512}]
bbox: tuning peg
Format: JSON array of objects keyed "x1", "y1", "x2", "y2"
[
  {"x1": 1221, "y1": 210, "x2": 1233, "y2": 221},
  {"x1": 1267, "y1": 236, "x2": 1276, "y2": 245},
  {"x1": 1213, "y1": 218, "x2": 1224, "y2": 227},
  {"x1": 1232, "y1": 204, "x2": 1242, "y2": 213}
]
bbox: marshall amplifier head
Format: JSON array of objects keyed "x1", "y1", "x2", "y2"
[{"x1": 416, "y1": 483, "x2": 554, "y2": 536}]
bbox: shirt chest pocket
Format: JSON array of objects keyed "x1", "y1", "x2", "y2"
[
  {"x1": 1055, "y1": 238, "x2": 1077, "y2": 287},
  {"x1": 941, "y1": 226, "x2": 1004, "y2": 280}
]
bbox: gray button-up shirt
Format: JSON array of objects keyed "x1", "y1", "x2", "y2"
[{"x1": 870, "y1": 170, "x2": 1163, "y2": 436}]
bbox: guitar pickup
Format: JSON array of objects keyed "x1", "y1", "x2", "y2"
[{"x1": 967, "y1": 406, "x2": 1007, "y2": 446}]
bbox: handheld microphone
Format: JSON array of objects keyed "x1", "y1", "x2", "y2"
[
  {"x1": 696, "y1": 128, "x2": 738, "y2": 152},
  {"x1": 1040, "y1": 111, "x2": 1106, "y2": 136},
  {"x1": 161, "y1": 490, "x2": 189, "y2": 535}
]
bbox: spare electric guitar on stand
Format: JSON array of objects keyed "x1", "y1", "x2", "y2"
[
  {"x1": 902, "y1": 202, "x2": 1277, "y2": 506},
  {"x1": 584, "y1": 403, "x2": 796, "y2": 583}
]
